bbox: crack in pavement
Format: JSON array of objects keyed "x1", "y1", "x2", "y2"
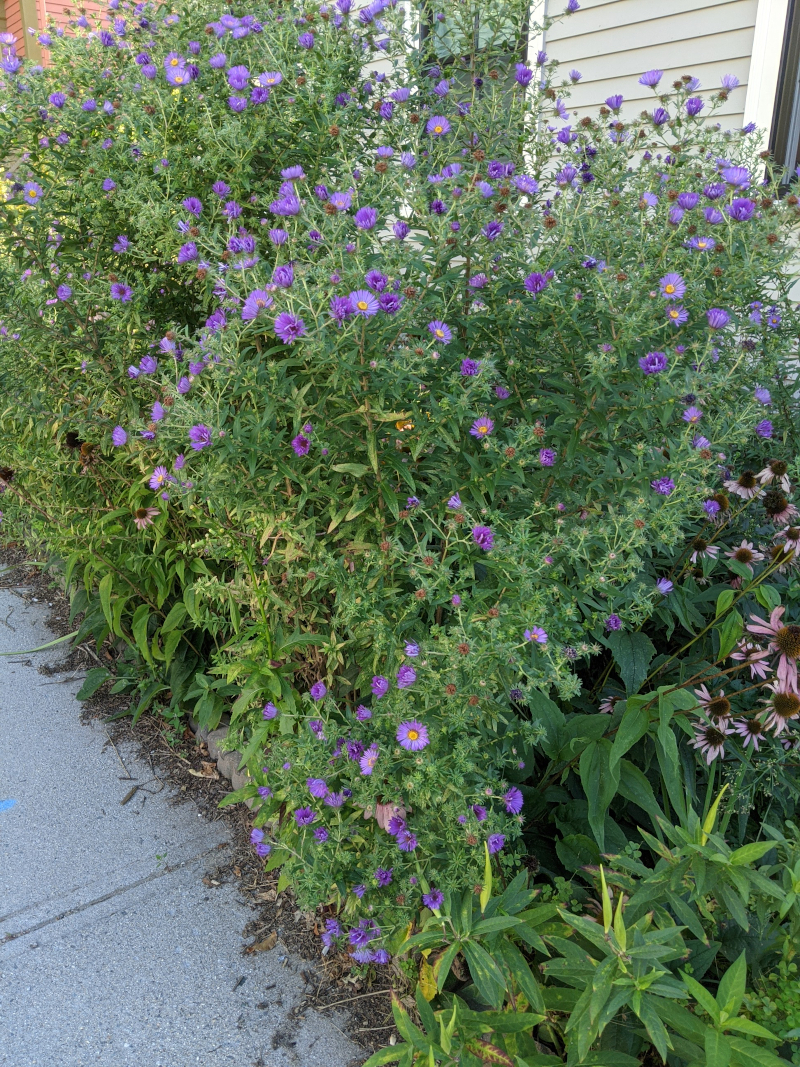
[{"x1": 0, "y1": 843, "x2": 224, "y2": 944}]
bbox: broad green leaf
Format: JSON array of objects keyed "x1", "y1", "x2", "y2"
[
  {"x1": 579, "y1": 739, "x2": 620, "y2": 850},
  {"x1": 462, "y1": 940, "x2": 506, "y2": 1009},
  {"x1": 163, "y1": 628, "x2": 183, "y2": 668},
  {"x1": 705, "y1": 1028, "x2": 732, "y2": 1067},
  {"x1": 332, "y1": 462, "x2": 370, "y2": 477},
  {"x1": 361, "y1": 1046, "x2": 407, "y2": 1066},
  {"x1": 606, "y1": 631, "x2": 656, "y2": 694},
  {"x1": 682, "y1": 971, "x2": 721, "y2": 1023},
  {"x1": 716, "y1": 610, "x2": 743, "y2": 660},
  {"x1": 609, "y1": 698, "x2": 651, "y2": 772},
  {"x1": 755, "y1": 584, "x2": 781, "y2": 612},
  {"x1": 617, "y1": 760, "x2": 665, "y2": 826},
  {"x1": 76, "y1": 666, "x2": 111, "y2": 701},
  {"x1": 723, "y1": 1018, "x2": 779, "y2": 1040},
  {"x1": 131, "y1": 604, "x2": 154, "y2": 666},
  {"x1": 717, "y1": 951, "x2": 746, "y2": 1019},
  {"x1": 729, "y1": 841, "x2": 775, "y2": 866},
  {"x1": 98, "y1": 572, "x2": 114, "y2": 630},
  {"x1": 634, "y1": 992, "x2": 672, "y2": 1062},
  {"x1": 161, "y1": 600, "x2": 188, "y2": 633},
  {"x1": 496, "y1": 939, "x2": 545, "y2": 1012}
]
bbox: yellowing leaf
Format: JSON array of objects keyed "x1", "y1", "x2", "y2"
[{"x1": 418, "y1": 960, "x2": 437, "y2": 1001}]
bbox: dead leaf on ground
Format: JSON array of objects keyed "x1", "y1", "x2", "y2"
[
  {"x1": 256, "y1": 889, "x2": 277, "y2": 903},
  {"x1": 202, "y1": 876, "x2": 221, "y2": 887},
  {"x1": 245, "y1": 931, "x2": 278, "y2": 954},
  {"x1": 233, "y1": 865, "x2": 242, "y2": 877},
  {"x1": 188, "y1": 761, "x2": 219, "y2": 779}
]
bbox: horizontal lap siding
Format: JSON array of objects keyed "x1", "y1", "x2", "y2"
[
  {"x1": 4, "y1": 0, "x2": 23, "y2": 46},
  {"x1": 541, "y1": 0, "x2": 757, "y2": 132}
]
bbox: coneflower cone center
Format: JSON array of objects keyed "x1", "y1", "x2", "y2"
[
  {"x1": 776, "y1": 625, "x2": 800, "y2": 659},
  {"x1": 707, "y1": 696, "x2": 731, "y2": 719},
  {"x1": 772, "y1": 691, "x2": 800, "y2": 718}
]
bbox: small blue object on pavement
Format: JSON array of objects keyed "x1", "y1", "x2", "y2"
[{"x1": 0, "y1": 798, "x2": 17, "y2": 812}]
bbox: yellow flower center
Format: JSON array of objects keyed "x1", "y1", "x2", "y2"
[
  {"x1": 407, "y1": 729, "x2": 419, "y2": 740},
  {"x1": 698, "y1": 240, "x2": 707, "y2": 248},
  {"x1": 357, "y1": 300, "x2": 369, "y2": 310},
  {"x1": 669, "y1": 309, "x2": 679, "y2": 318},
  {"x1": 433, "y1": 124, "x2": 443, "y2": 133},
  {"x1": 266, "y1": 77, "x2": 276, "y2": 83},
  {"x1": 665, "y1": 284, "x2": 675, "y2": 294},
  {"x1": 435, "y1": 329, "x2": 444, "y2": 338},
  {"x1": 478, "y1": 426, "x2": 488, "y2": 434},
  {"x1": 169, "y1": 58, "x2": 179, "y2": 66}
]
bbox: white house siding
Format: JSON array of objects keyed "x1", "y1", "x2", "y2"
[{"x1": 532, "y1": 0, "x2": 758, "y2": 132}]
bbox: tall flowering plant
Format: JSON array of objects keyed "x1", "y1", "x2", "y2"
[{"x1": 2, "y1": 0, "x2": 800, "y2": 965}]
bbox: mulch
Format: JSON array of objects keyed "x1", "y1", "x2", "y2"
[{"x1": 0, "y1": 544, "x2": 403, "y2": 1064}]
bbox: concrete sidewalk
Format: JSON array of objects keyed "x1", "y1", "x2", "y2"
[{"x1": 0, "y1": 578, "x2": 359, "y2": 1067}]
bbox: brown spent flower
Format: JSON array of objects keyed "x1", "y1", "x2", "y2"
[
  {"x1": 457, "y1": 643, "x2": 470, "y2": 655},
  {"x1": 422, "y1": 555, "x2": 435, "y2": 566},
  {"x1": 414, "y1": 589, "x2": 426, "y2": 600},
  {"x1": 445, "y1": 684, "x2": 457, "y2": 696},
  {"x1": 488, "y1": 607, "x2": 499, "y2": 618},
  {"x1": 504, "y1": 446, "x2": 516, "y2": 458},
  {"x1": 468, "y1": 695, "x2": 479, "y2": 706},
  {"x1": 328, "y1": 124, "x2": 340, "y2": 136},
  {"x1": 380, "y1": 540, "x2": 391, "y2": 552},
  {"x1": 633, "y1": 518, "x2": 645, "y2": 529}
]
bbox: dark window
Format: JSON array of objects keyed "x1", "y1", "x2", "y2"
[{"x1": 770, "y1": 0, "x2": 800, "y2": 175}]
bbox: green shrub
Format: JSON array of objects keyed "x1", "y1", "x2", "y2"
[{"x1": 2, "y1": 3, "x2": 800, "y2": 1060}]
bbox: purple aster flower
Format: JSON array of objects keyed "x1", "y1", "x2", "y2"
[
  {"x1": 514, "y1": 175, "x2": 539, "y2": 195},
  {"x1": 310, "y1": 681, "x2": 327, "y2": 701},
  {"x1": 722, "y1": 166, "x2": 750, "y2": 188},
  {"x1": 102, "y1": 178, "x2": 116, "y2": 192},
  {"x1": 227, "y1": 64, "x2": 250, "y2": 89},
  {"x1": 686, "y1": 97, "x2": 704, "y2": 116},
  {"x1": 677, "y1": 192, "x2": 700, "y2": 210},
  {"x1": 461, "y1": 358, "x2": 480, "y2": 376},
  {"x1": 494, "y1": 385, "x2": 511, "y2": 399},
  {"x1": 263, "y1": 702, "x2": 278, "y2": 719},
  {"x1": 426, "y1": 115, "x2": 451, "y2": 135},
  {"x1": 397, "y1": 830, "x2": 418, "y2": 852},
  {"x1": 693, "y1": 435, "x2": 711, "y2": 448},
  {"x1": 188, "y1": 424, "x2": 212, "y2": 450},
  {"x1": 139, "y1": 356, "x2": 158, "y2": 374},
  {"x1": 504, "y1": 787, "x2": 523, "y2": 814},
  {"x1": 605, "y1": 94, "x2": 623, "y2": 110},
  {"x1": 349, "y1": 289, "x2": 380, "y2": 317},
  {"x1": 372, "y1": 675, "x2": 389, "y2": 698},
  {"x1": 703, "y1": 500, "x2": 721, "y2": 517},
  {"x1": 422, "y1": 888, "x2": 444, "y2": 909},
  {"x1": 472, "y1": 525, "x2": 494, "y2": 551},
  {"x1": 483, "y1": 220, "x2": 504, "y2": 241},
  {"x1": 472, "y1": 805, "x2": 487, "y2": 821},
  {"x1": 294, "y1": 806, "x2": 316, "y2": 826},
  {"x1": 113, "y1": 235, "x2": 130, "y2": 253},
  {"x1": 298, "y1": 31, "x2": 314, "y2": 48},
  {"x1": 639, "y1": 69, "x2": 663, "y2": 87},
  {"x1": 354, "y1": 207, "x2": 377, "y2": 230},
  {"x1": 515, "y1": 63, "x2": 533, "y2": 86},
  {"x1": 307, "y1": 778, "x2": 328, "y2": 799},
  {"x1": 525, "y1": 626, "x2": 548, "y2": 644},
  {"x1": 110, "y1": 283, "x2": 132, "y2": 302},
  {"x1": 470, "y1": 416, "x2": 494, "y2": 439},
  {"x1": 682, "y1": 405, "x2": 703, "y2": 423},
  {"x1": 656, "y1": 578, "x2": 674, "y2": 595},
  {"x1": 56, "y1": 284, "x2": 72, "y2": 301},
  {"x1": 396, "y1": 717, "x2": 428, "y2": 751},
  {"x1": 378, "y1": 292, "x2": 402, "y2": 315},
  {"x1": 325, "y1": 792, "x2": 345, "y2": 808},
  {"x1": 651, "y1": 477, "x2": 675, "y2": 495},
  {"x1": 359, "y1": 743, "x2": 379, "y2": 775},
  {"x1": 447, "y1": 494, "x2": 462, "y2": 509},
  {"x1": 313, "y1": 827, "x2": 329, "y2": 843},
  {"x1": 665, "y1": 305, "x2": 688, "y2": 327},
  {"x1": 487, "y1": 834, "x2": 505, "y2": 854},
  {"x1": 539, "y1": 448, "x2": 557, "y2": 467},
  {"x1": 241, "y1": 290, "x2": 273, "y2": 321},
  {"x1": 111, "y1": 426, "x2": 127, "y2": 447},
  {"x1": 351, "y1": 885, "x2": 367, "y2": 900},
  {"x1": 651, "y1": 108, "x2": 669, "y2": 126},
  {"x1": 755, "y1": 386, "x2": 771, "y2": 404},
  {"x1": 396, "y1": 665, "x2": 417, "y2": 689},
  {"x1": 151, "y1": 401, "x2": 165, "y2": 423},
  {"x1": 274, "y1": 313, "x2": 306, "y2": 344},
  {"x1": 605, "y1": 614, "x2": 622, "y2": 631},
  {"x1": 355, "y1": 705, "x2": 372, "y2": 721},
  {"x1": 524, "y1": 271, "x2": 550, "y2": 295},
  {"x1": 393, "y1": 220, "x2": 410, "y2": 240},
  {"x1": 641, "y1": 191, "x2": 659, "y2": 207},
  {"x1": 292, "y1": 434, "x2": 311, "y2": 456},
  {"x1": 639, "y1": 351, "x2": 667, "y2": 374},
  {"x1": 721, "y1": 73, "x2": 740, "y2": 90},
  {"x1": 704, "y1": 207, "x2": 724, "y2": 224},
  {"x1": 756, "y1": 419, "x2": 773, "y2": 438},
  {"x1": 428, "y1": 320, "x2": 452, "y2": 344},
  {"x1": 374, "y1": 868, "x2": 393, "y2": 887},
  {"x1": 687, "y1": 236, "x2": 715, "y2": 252},
  {"x1": 330, "y1": 295, "x2": 354, "y2": 324},
  {"x1": 727, "y1": 197, "x2": 755, "y2": 221},
  {"x1": 706, "y1": 308, "x2": 730, "y2": 329},
  {"x1": 659, "y1": 273, "x2": 685, "y2": 301},
  {"x1": 250, "y1": 827, "x2": 265, "y2": 846},
  {"x1": 177, "y1": 242, "x2": 198, "y2": 264}
]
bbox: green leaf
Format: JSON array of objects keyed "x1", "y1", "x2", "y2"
[
  {"x1": 729, "y1": 841, "x2": 775, "y2": 866},
  {"x1": 634, "y1": 992, "x2": 672, "y2": 1062},
  {"x1": 332, "y1": 462, "x2": 370, "y2": 477},
  {"x1": 98, "y1": 572, "x2": 114, "y2": 631},
  {"x1": 462, "y1": 940, "x2": 507, "y2": 1009},
  {"x1": 555, "y1": 834, "x2": 601, "y2": 873},
  {"x1": 527, "y1": 690, "x2": 565, "y2": 759},
  {"x1": 415, "y1": 986, "x2": 436, "y2": 1035},
  {"x1": 131, "y1": 604, "x2": 154, "y2": 666},
  {"x1": 617, "y1": 760, "x2": 665, "y2": 826},
  {"x1": 716, "y1": 610, "x2": 743, "y2": 660},
  {"x1": 723, "y1": 1018, "x2": 779, "y2": 1041},
  {"x1": 496, "y1": 939, "x2": 545, "y2": 1013},
  {"x1": 717, "y1": 951, "x2": 746, "y2": 1019},
  {"x1": 609, "y1": 698, "x2": 651, "y2": 772},
  {"x1": 579, "y1": 739, "x2": 620, "y2": 850},
  {"x1": 716, "y1": 590, "x2": 735, "y2": 618},
  {"x1": 606, "y1": 631, "x2": 656, "y2": 695},
  {"x1": 391, "y1": 992, "x2": 429, "y2": 1052},
  {"x1": 161, "y1": 601, "x2": 188, "y2": 633},
  {"x1": 435, "y1": 942, "x2": 461, "y2": 992},
  {"x1": 361, "y1": 1046, "x2": 408, "y2": 1066},
  {"x1": 682, "y1": 971, "x2": 721, "y2": 1023},
  {"x1": 705, "y1": 1028, "x2": 732, "y2": 1067},
  {"x1": 755, "y1": 585, "x2": 781, "y2": 612},
  {"x1": 76, "y1": 666, "x2": 111, "y2": 701}
]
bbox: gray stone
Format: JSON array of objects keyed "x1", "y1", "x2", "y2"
[{"x1": 205, "y1": 727, "x2": 228, "y2": 762}]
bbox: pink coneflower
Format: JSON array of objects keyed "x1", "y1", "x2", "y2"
[
  {"x1": 760, "y1": 683, "x2": 800, "y2": 735},
  {"x1": 396, "y1": 721, "x2": 429, "y2": 751},
  {"x1": 781, "y1": 732, "x2": 800, "y2": 751},
  {"x1": 691, "y1": 719, "x2": 732, "y2": 763},
  {"x1": 758, "y1": 460, "x2": 791, "y2": 492},
  {"x1": 762, "y1": 489, "x2": 798, "y2": 526},
  {"x1": 775, "y1": 526, "x2": 800, "y2": 553},
  {"x1": 733, "y1": 717, "x2": 765, "y2": 750},
  {"x1": 132, "y1": 506, "x2": 159, "y2": 530},
  {"x1": 729, "y1": 639, "x2": 772, "y2": 680},
  {"x1": 690, "y1": 537, "x2": 720, "y2": 563},
  {"x1": 747, "y1": 605, "x2": 800, "y2": 691},
  {"x1": 694, "y1": 684, "x2": 732, "y2": 723},
  {"x1": 724, "y1": 540, "x2": 764, "y2": 573},
  {"x1": 723, "y1": 470, "x2": 760, "y2": 500},
  {"x1": 765, "y1": 542, "x2": 797, "y2": 574},
  {"x1": 598, "y1": 695, "x2": 622, "y2": 714}
]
